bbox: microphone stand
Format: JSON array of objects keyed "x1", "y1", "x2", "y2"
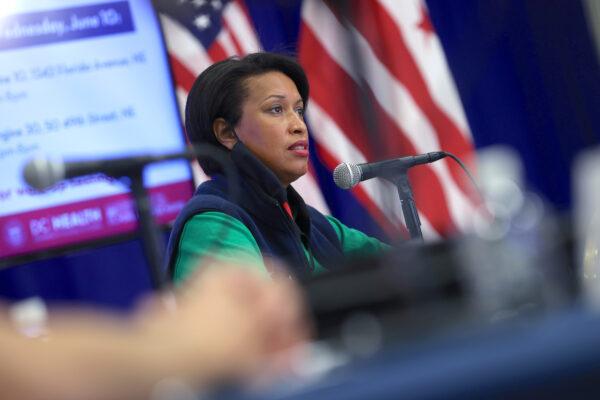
[
  {"x1": 394, "y1": 170, "x2": 423, "y2": 241},
  {"x1": 126, "y1": 169, "x2": 166, "y2": 291}
]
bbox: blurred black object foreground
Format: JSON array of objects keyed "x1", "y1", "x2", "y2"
[
  {"x1": 305, "y1": 223, "x2": 577, "y2": 348},
  {"x1": 206, "y1": 218, "x2": 600, "y2": 400}
]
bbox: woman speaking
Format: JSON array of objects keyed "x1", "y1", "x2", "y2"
[{"x1": 166, "y1": 52, "x2": 388, "y2": 283}]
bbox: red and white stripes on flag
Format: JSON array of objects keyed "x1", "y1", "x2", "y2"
[
  {"x1": 158, "y1": 0, "x2": 331, "y2": 214},
  {"x1": 299, "y1": 0, "x2": 477, "y2": 239}
]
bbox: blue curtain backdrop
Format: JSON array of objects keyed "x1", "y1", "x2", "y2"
[
  {"x1": 1, "y1": 0, "x2": 598, "y2": 310},
  {"x1": 428, "y1": 0, "x2": 600, "y2": 210}
]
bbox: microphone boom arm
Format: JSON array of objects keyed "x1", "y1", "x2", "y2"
[{"x1": 127, "y1": 167, "x2": 167, "y2": 290}]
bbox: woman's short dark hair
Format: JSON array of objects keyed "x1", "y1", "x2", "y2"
[{"x1": 184, "y1": 52, "x2": 309, "y2": 175}]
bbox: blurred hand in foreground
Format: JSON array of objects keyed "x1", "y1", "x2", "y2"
[
  {"x1": 140, "y1": 262, "x2": 311, "y2": 385},
  {"x1": 0, "y1": 261, "x2": 311, "y2": 400}
]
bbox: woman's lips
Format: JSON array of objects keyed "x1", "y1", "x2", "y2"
[{"x1": 288, "y1": 141, "x2": 309, "y2": 157}]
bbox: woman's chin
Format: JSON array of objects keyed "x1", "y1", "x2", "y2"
[{"x1": 279, "y1": 169, "x2": 307, "y2": 187}]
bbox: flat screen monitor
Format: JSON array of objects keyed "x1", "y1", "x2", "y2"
[{"x1": 0, "y1": 0, "x2": 194, "y2": 264}]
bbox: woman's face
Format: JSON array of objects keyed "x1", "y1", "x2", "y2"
[{"x1": 235, "y1": 71, "x2": 309, "y2": 186}]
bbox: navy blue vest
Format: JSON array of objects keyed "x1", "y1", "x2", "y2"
[{"x1": 165, "y1": 143, "x2": 343, "y2": 279}]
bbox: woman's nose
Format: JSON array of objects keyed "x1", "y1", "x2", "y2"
[{"x1": 289, "y1": 112, "x2": 307, "y2": 134}]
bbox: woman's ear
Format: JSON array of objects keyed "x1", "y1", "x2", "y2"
[{"x1": 213, "y1": 118, "x2": 238, "y2": 150}]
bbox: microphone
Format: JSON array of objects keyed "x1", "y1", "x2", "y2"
[
  {"x1": 333, "y1": 151, "x2": 446, "y2": 189},
  {"x1": 23, "y1": 149, "x2": 199, "y2": 191}
]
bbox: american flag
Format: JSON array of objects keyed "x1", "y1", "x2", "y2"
[
  {"x1": 155, "y1": 0, "x2": 477, "y2": 240},
  {"x1": 300, "y1": 0, "x2": 477, "y2": 239}
]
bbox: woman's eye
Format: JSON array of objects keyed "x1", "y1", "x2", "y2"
[
  {"x1": 296, "y1": 107, "x2": 305, "y2": 117},
  {"x1": 270, "y1": 105, "x2": 283, "y2": 114}
]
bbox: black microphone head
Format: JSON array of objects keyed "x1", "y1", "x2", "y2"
[
  {"x1": 23, "y1": 157, "x2": 65, "y2": 190},
  {"x1": 333, "y1": 162, "x2": 362, "y2": 189}
]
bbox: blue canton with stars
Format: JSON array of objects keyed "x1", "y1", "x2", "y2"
[{"x1": 154, "y1": 0, "x2": 231, "y2": 48}]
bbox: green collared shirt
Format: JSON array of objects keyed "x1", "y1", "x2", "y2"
[{"x1": 173, "y1": 212, "x2": 389, "y2": 283}]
